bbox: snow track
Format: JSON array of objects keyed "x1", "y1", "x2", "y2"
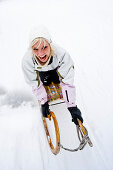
[{"x1": 0, "y1": 102, "x2": 112, "y2": 170}]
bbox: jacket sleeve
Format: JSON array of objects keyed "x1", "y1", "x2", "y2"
[
  {"x1": 22, "y1": 51, "x2": 40, "y2": 88},
  {"x1": 57, "y1": 49, "x2": 75, "y2": 85}
]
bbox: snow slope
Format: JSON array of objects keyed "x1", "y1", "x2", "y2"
[
  {"x1": 0, "y1": 0, "x2": 113, "y2": 170},
  {"x1": 0, "y1": 95, "x2": 111, "y2": 170}
]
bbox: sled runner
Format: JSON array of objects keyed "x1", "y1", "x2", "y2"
[{"x1": 40, "y1": 82, "x2": 93, "y2": 155}]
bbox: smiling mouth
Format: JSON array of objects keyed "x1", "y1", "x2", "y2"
[{"x1": 36, "y1": 55, "x2": 48, "y2": 63}]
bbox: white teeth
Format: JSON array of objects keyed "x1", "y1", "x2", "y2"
[{"x1": 39, "y1": 55, "x2": 46, "y2": 58}]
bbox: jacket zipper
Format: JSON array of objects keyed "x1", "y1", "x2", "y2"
[{"x1": 65, "y1": 90, "x2": 69, "y2": 102}]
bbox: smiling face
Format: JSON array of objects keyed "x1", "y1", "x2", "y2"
[{"x1": 32, "y1": 38, "x2": 51, "y2": 65}]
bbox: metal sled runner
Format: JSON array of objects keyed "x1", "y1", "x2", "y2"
[{"x1": 41, "y1": 82, "x2": 93, "y2": 155}]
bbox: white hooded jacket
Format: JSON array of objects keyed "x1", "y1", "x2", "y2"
[{"x1": 22, "y1": 27, "x2": 75, "y2": 89}]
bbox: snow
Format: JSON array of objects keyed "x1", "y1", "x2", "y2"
[{"x1": 0, "y1": 0, "x2": 113, "y2": 170}]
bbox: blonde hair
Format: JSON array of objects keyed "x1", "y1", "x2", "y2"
[{"x1": 31, "y1": 37, "x2": 54, "y2": 56}]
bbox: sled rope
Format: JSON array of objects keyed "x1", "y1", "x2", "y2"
[{"x1": 58, "y1": 125, "x2": 89, "y2": 152}]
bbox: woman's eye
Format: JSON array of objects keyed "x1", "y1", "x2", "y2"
[
  {"x1": 34, "y1": 48, "x2": 38, "y2": 51},
  {"x1": 42, "y1": 46, "x2": 47, "y2": 49}
]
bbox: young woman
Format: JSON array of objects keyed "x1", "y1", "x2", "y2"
[{"x1": 22, "y1": 26, "x2": 83, "y2": 125}]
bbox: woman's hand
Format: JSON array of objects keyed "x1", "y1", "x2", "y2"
[
  {"x1": 68, "y1": 106, "x2": 83, "y2": 125},
  {"x1": 41, "y1": 101, "x2": 50, "y2": 118}
]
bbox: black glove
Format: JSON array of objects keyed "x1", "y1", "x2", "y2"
[
  {"x1": 68, "y1": 106, "x2": 83, "y2": 125},
  {"x1": 41, "y1": 101, "x2": 50, "y2": 118}
]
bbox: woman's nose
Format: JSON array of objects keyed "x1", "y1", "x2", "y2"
[{"x1": 37, "y1": 49, "x2": 43, "y2": 55}]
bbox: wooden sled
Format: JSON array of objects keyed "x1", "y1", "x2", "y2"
[
  {"x1": 41, "y1": 82, "x2": 93, "y2": 155},
  {"x1": 41, "y1": 82, "x2": 63, "y2": 155},
  {"x1": 42, "y1": 111, "x2": 60, "y2": 155}
]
